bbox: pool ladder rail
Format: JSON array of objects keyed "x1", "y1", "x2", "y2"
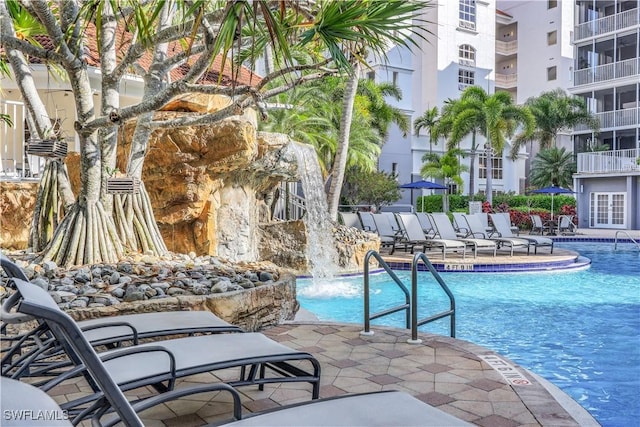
[
  {"x1": 361, "y1": 250, "x2": 456, "y2": 344},
  {"x1": 614, "y1": 230, "x2": 640, "y2": 251}
]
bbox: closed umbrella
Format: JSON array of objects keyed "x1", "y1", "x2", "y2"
[
  {"x1": 399, "y1": 180, "x2": 447, "y2": 212},
  {"x1": 530, "y1": 185, "x2": 574, "y2": 220}
]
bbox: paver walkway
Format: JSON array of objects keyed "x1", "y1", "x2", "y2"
[{"x1": 47, "y1": 324, "x2": 595, "y2": 426}]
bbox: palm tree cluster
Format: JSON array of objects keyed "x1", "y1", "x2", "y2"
[{"x1": 413, "y1": 86, "x2": 598, "y2": 205}]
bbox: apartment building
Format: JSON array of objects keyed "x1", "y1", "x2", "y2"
[
  {"x1": 570, "y1": 0, "x2": 640, "y2": 229},
  {"x1": 374, "y1": 0, "x2": 530, "y2": 208},
  {"x1": 496, "y1": 0, "x2": 575, "y2": 164}
]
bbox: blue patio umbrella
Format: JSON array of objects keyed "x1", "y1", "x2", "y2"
[
  {"x1": 530, "y1": 185, "x2": 574, "y2": 220},
  {"x1": 399, "y1": 180, "x2": 447, "y2": 211}
]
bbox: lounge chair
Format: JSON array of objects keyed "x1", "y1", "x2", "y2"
[
  {"x1": 429, "y1": 213, "x2": 496, "y2": 257},
  {"x1": 557, "y1": 215, "x2": 576, "y2": 235},
  {"x1": 397, "y1": 213, "x2": 467, "y2": 259},
  {"x1": 382, "y1": 211, "x2": 402, "y2": 234},
  {"x1": 529, "y1": 214, "x2": 551, "y2": 235},
  {"x1": 462, "y1": 214, "x2": 530, "y2": 256},
  {"x1": 1, "y1": 255, "x2": 242, "y2": 379},
  {"x1": 476, "y1": 212, "x2": 496, "y2": 237},
  {"x1": 7, "y1": 278, "x2": 321, "y2": 420},
  {"x1": 490, "y1": 213, "x2": 553, "y2": 254},
  {"x1": 451, "y1": 212, "x2": 470, "y2": 236},
  {"x1": 371, "y1": 213, "x2": 404, "y2": 254},
  {"x1": 338, "y1": 212, "x2": 365, "y2": 230},
  {"x1": 358, "y1": 211, "x2": 377, "y2": 232},
  {"x1": 497, "y1": 212, "x2": 520, "y2": 235},
  {"x1": 415, "y1": 212, "x2": 436, "y2": 237},
  {"x1": 1, "y1": 376, "x2": 471, "y2": 427}
]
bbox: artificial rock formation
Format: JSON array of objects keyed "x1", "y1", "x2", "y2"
[{"x1": 5, "y1": 94, "x2": 380, "y2": 272}]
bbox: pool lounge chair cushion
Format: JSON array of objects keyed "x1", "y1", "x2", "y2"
[
  {"x1": 1, "y1": 377, "x2": 72, "y2": 426},
  {"x1": 224, "y1": 390, "x2": 473, "y2": 426}
]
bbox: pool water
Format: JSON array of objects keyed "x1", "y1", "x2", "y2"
[{"x1": 297, "y1": 243, "x2": 640, "y2": 427}]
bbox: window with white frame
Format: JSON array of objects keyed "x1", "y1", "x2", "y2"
[
  {"x1": 478, "y1": 154, "x2": 503, "y2": 179},
  {"x1": 459, "y1": 44, "x2": 476, "y2": 67},
  {"x1": 459, "y1": 0, "x2": 476, "y2": 30},
  {"x1": 547, "y1": 66, "x2": 557, "y2": 81},
  {"x1": 458, "y1": 69, "x2": 475, "y2": 89}
]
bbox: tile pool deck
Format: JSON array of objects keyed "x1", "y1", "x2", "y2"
[{"x1": 31, "y1": 230, "x2": 640, "y2": 426}]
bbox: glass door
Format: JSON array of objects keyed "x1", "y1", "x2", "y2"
[{"x1": 590, "y1": 192, "x2": 626, "y2": 228}]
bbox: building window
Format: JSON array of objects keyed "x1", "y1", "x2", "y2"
[
  {"x1": 392, "y1": 71, "x2": 398, "y2": 86},
  {"x1": 547, "y1": 30, "x2": 557, "y2": 45},
  {"x1": 459, "y1": 0, "x2": 476, "y2": 30},
  {"x1": 367, "y1": 71, "x2": 375, "y2": 81},
  {"x1": 458, "y1": 44, "x2": 476, "y2": 67},
  {"x1": 479, "y1": 154, "x2": 503, "y2": 179},
  {"x1": 548, "y1": 0, "x2": 557, "y2": 9},
  {"x1": 391, "y1": 163, "x2": 398, "y2": 175},
  {"x1": 458, "y1": 69, "x2": 475, "y2": 89},
  {"x1": 547, "y1": 66, "x2": 557, "y2": 81}
]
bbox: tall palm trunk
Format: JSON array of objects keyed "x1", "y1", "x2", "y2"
[
  {"x1": 485, "y1": 143, "x2": 493, "y2": 205},
  {"x1": 327, "y1": 62, "x2": 361, "y2": 221},
  {"x1": 468, "y1": 131, "x2": 477, "y2": 198}
]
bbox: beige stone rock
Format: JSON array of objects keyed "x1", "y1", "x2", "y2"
[
  {"x1": 67, "y1": 276, "x2": 297, "y2": 332},
  {"x1": 0, "y1": 182, "x2": 38, "y2": 249}
]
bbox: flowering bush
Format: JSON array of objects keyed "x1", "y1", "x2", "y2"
[{"x1": 482, "y1": 201, "x2": 493, "y2": 213}]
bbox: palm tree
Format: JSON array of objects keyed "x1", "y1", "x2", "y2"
[
  {"x1": 326, "y1": 1, "x2": 433, "y2": 221},
  {"x1": 511, "y1": 89, "x2": 599, "y2": 156},
  {"x1": 446, "y1": 86, "x2": 535, "y2": 204},
  {"x1": 414, "y1": 107, "x2": 439, "y2": 154},
  {"x1": 420, "y1": 148, "x2": 468, "y2": 212},
  {"x1": 439, "y1": 97, "x2": 482, "y2": 197},
  {"x1": 530, "y1": 147, "x2": 576, "y2": 188}
]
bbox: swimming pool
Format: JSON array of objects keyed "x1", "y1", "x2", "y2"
[{"x1": 297, "y1": 242, "x2": 640, "y2": 426}]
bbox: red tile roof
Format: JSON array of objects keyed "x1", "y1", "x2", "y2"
[{"x1": 25, "y1": 24, "x2": 261, "y2": 87}]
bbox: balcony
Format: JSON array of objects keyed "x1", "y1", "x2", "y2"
[
  {"x1": 495, "y1": 39, "x2": 517, "y2": 57},
  {"x1": 495, "y1": 73, "x2": 517, "y2": 89},
  {"x1": 574, "y1": 57, "x2": 639, "y2": 86},
  {"x1": 574, "y1": 8, "x2": 638, "y2": 41},
  {"x1": 577, "y1": 148, "x2": 640, "y2": 174},
  {"x1": 575, "y1": 107, "x2": 639, "y2": 131}
]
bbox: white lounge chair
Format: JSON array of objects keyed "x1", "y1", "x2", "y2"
[
  {"x1": 397, "y1": 214, "x2": 467, "y2": 259},
  {"x1": 462, "y1": 214, "x2": 530, "y2": 256},
  {"x1": 429, "y1": 213, "x2": 496, "y2": 257},
  {"x1": 491, "y1": 213, "x2": 553, "y2": 254}
]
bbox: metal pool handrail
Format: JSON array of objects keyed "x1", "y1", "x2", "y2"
[
  {"x1": 614, "y1": 230, "x2": 640, "y2": 250},
  {"x1": 410, "y1": 252, "x2": 456, "y2": 343},
  {"x1": 361, "y1": 250, "x2": 411, "y2": 336}
]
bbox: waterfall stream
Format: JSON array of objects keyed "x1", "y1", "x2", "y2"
[{"x1": 288, "y1": 142, "x2": 340, "y2": 279}]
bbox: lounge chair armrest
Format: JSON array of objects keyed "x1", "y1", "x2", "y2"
[
  {"x1": 100, "y1": 346, "x2": 176, "y2": 379},
  {"x1": 81, "y1": 322, "x2": 139, "y2": 345},
  {"x1": 1, "y1": 290, "x2": 34, "y2": 324},
  {"x1": 93, "y1": 383, "x2": 243, "y2": 427},
  {"x1": 470, "y1": 231, "x2": 486, "y2": 238}
]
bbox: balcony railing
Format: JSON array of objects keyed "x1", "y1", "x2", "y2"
[
  {"x1": 574, "y1": 8, "x2": 638, "y2": 41},
  {"x1": 577, "y1": 148, "x2": 640, "y2": 174},
  {"x1": 495, "y1": 39, "x2": 517, "y2": 56},
  {"x1": 576, "y1": 107, "x2": 640, "y2": 131},
  {"x1": 495, "y1": 72, "x2": 517, "y2": 89},
  {"x1": 574, "y1": 57, "x2": 639, "y2": 86}
]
